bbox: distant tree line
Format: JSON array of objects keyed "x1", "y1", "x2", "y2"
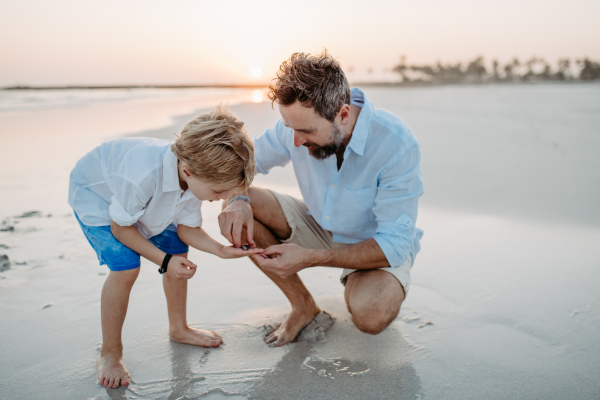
[{"x1": 392, "y1": 56, "x2": 600, "y2": 84}]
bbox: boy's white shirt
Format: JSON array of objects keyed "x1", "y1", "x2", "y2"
[{"x1": 68, "y1": 137, "x2": 203, "y2": 239}]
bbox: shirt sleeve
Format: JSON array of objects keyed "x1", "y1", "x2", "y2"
[
  {"x1": 108, "y1": 175, "x2": 156, "y2": 226},
  {"x1": 372, "y1": 143, "x2": 424, "y2": 267},
  {"x1": 173, "y1": 197, "x2": 203, "y2": 228},
  {"x1": 254, "y1": 119, "x2": 292, "y2": 175}
]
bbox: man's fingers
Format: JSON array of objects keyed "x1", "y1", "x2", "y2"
[
  {"x1": 231, "y1": 220, "x2": 243, "y2": 248},
  {"x1": 245, "y1": 220, "x2": 255, "y2": 247},
  {"x1": 263, "y1": 245, "x2": 283, "y2": 256}
]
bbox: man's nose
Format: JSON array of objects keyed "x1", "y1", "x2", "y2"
[{"x1": 293, "y1": 133, "x2": 307, "y2": 147}]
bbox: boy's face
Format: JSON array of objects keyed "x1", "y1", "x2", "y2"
[{"x1": 179, "y1": 163, "x2": 235, "y2": 202}]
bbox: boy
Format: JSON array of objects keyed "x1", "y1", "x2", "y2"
[{"x1": 68, "y1": 106, "x2": 261, "y2": 389}]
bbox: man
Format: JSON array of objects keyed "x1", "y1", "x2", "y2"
[{"x1": 219, "y1": 51, "x2": 423, "y2": 347}]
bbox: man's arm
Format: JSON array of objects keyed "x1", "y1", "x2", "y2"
[
  {"x1": 254, "y1": 142, "x2": 423, "y2": 279},
  {"x1": 218, "y1": 119, "x2": 293, "y2": 247},
  {"x1": 252, "y1": 239, "x2": 387, "y2": 279},
  {"x1": 110, "y1": 221, "x2": 197, "y2": 279},
  {"x1": 219, "y1": 190, "x2": 254, "y2": 248}
]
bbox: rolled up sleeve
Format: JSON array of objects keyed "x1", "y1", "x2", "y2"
[
  {"x1": 373, "y1": 144, "x2": 424, "y2": 267},
  {"x1": 254, "y1": 119, "x2": 292, "y2": 175}
]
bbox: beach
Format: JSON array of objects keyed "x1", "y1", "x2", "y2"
[{"x1": 0, "y1": 84, "x2": 599, "y2": 399}]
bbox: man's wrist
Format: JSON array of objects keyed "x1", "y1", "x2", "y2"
[
  {"x1": 227, "y1": 196, "x2": 251, "y2": 206},
  {"x1": 306, "y1": 248, "x2": 326, "y2": 268}
]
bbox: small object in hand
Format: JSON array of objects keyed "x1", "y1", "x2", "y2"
[{"x1": 241, "y1": 245, "x2": 250, "y2": 251}]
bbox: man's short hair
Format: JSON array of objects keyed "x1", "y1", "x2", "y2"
[
  {"x1": 171, "y1": 105, "x2": 255, "y2": 192},
  {"x1": 268, "y1": 50, "x2": 351, "y2": 122}
]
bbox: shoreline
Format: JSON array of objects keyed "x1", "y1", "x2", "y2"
[{"x1": 3, "y1": 79, "x2": 599, "y2": 91}]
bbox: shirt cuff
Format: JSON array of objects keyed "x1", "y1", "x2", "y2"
[
  {"x1": 374, "y1": 226, "x2": 412, "y2": 268},
  {"x1": 108, "y1": 195, "x2": 144, "y2": 226}
]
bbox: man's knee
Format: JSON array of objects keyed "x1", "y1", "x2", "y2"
[{"x1": 345, "y1": 270, "x2": 404, "y2": 335}]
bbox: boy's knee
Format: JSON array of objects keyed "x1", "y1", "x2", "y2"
[{"x1": 109, "y1": 267, "x2": 140, "y2": 287}]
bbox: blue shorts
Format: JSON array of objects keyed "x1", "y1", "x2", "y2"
[{"x1": 74, "y1": 212, "x2": 189, "y2": 271}]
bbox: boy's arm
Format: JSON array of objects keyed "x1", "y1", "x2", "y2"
[
  {"x1": 177, "y1": 225, "x2": 263, "y2": 259},
  {"x1": 110, "y1": 221, "x2": 197, "y2": 280}
]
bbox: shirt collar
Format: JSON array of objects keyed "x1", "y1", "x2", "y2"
[
  {"x1": 346, "y1": 87, "x2": 373, "y2": 157},
  {"x1": 162, "y1": 147, "x2": 183, "y2": 193}
]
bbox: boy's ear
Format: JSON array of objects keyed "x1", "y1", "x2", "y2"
[{"x1": 181, "y1": 163, "x2": 192, "y2": 177}]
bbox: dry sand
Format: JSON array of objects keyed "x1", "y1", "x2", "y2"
[{"x1": 0, "y1": 84, "x2": 599, "y2": 399}]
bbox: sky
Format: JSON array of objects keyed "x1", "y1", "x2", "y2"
[{"x1": 1, "y1": 0, "x2": 599, "y2": 86}]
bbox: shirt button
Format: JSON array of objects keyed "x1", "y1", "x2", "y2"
[
  {"x1": 330, "y1": 155, "x2": 335, "y2": 159},
  {"x1": 325, "y1": 216, "x2": 330, "y2": 220},
  {"x1": 331, "y1": 184, "x2": 335, "y2": 189}
]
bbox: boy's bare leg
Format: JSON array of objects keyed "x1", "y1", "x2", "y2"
[
  {"x1": 163, "y1": 253, "x2": 222, "y2": 347},
  {"x1": 97, "y1": 267, "x2": 140, "y2": 389},
  {"x1": 247, "y1": 188, "x2": 321, "y2": 347}
]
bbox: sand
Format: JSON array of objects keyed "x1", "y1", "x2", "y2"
[{"x1": 0, "y1": 84, "x2": 599, "y2": 399}]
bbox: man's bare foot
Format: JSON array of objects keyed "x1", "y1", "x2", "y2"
[
  {"x1": 170, "y1": 326, "x2": 223, "y2": 347},
  {"x1": 265, "y1": 304, "x2": 321, "y2": 347},
  {"x1": 96, "y1": 353, "x2": 130, "y2": 389}
]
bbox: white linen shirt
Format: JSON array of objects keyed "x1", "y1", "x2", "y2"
[
  {"x1": 68, "y1": 137, "x2": 203, "y2": 239},
  {"x1": 254, "y1": 87, "x2": 424, "y2": 268}
]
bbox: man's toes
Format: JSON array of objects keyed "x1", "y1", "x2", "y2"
[
  {"x1": 121, "y1": 377, "x2": 130, "y2": 386},
  {"x1": 114, "y1": 378, "x2": 121, "y2": 388},
  {"x1": 107, "y1": 378, "x2": 115, "y2": 388},
  {"x1": 98, "y1": 377, "x2": 105, "y2": 386}
]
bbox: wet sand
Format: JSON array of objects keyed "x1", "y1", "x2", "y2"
[{"x1": 0, "y1": 84, "x2": 599, "y2": 399}]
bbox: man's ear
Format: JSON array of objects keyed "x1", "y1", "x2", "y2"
[{"x1": 338, "y1": 104, "x2": 351, "y2": 125}]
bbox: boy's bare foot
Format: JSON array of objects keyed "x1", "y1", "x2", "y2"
[
  {"x1": 170, "y1": 326, "x2": 223, "y2": 347},
  {"x1": 265, "y1": 304, "x2": 321, "y2": 347},
  {"x1": 96, "y1": 353, "x2": 130, "y2": 389}
]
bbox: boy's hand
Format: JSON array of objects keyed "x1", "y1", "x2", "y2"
[
  {"x1": 218, "y1": 245, "x2": 264, "y2": 259},
  {"x1": 166, "y1": 256, "x2": 197, "y2": 280}
]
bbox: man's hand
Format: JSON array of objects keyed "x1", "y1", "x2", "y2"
[
  {"x1": 218, "y1": 245, "x2": 264, "y2": 259},
  {"x1": 251, "y1": 244, "x2": 315, "y2": 279},
  {"x1": 218, "y1": 200, "x2": 255, "y2": 248},
  {"x1": 166, "y1": 256, "x2": 197, "y2": 280}
]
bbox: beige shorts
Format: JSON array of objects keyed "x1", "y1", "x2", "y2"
[{"x1": 269, "y1": 190, "x2": 412, "y2": 294}]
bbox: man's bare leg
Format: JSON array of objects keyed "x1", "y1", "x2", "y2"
[
  {"x1": 246, "y1": 187, "x2": 321, "y2": 347},
  {"x1": 344, "y1": 269, "x2": 405, "y2": 334},
  {"x1": 97, "y1": 267, "x2": 139, "y2": 388},
  {"x1": 163, "y1": 253, "x2": 222, "y2": 347}
]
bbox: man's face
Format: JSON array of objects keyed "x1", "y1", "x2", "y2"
[{"x1": 278, "y1": 101, "x2": 345, "y2": 159}]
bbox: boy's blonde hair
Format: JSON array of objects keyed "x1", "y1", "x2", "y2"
[{"x1": 171, "y1": 105, "x2": 255, "y2": 192}]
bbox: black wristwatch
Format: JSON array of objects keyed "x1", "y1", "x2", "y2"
[{"x1": 159, "y1": 254, "x2": 172, "y2": 274}]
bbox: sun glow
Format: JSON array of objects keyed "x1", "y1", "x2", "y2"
[
  {"x1": 251, "y1": 89, "x2": 264, "y2": 103},
  {"x1": 250, "y1": 66, "x2": 262, "y2": 78}
]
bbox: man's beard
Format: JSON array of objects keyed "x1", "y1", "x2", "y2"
[{"x1": 305, "y1": 123, "x2": 345, "y2": 160}]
